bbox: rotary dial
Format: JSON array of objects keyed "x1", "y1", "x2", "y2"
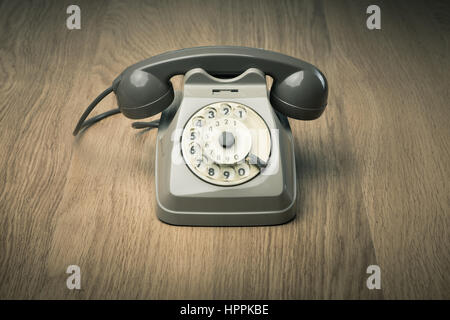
[{"x1": 181, "y1": 102, "x2": 271, "y2": 186}]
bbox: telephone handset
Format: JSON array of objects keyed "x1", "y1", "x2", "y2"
[{"x1": 74, "y1": 46, "x2": 328, "y2": 226}]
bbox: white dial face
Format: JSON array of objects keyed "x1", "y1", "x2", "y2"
[{"x1": 181, "y1": 102, "x2": 271, "y2": 186}]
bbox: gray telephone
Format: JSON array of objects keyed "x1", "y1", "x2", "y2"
[{"x1": 73, "y1": 46, "x2": 328, "y2": 226}]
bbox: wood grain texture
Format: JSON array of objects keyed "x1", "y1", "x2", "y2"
[{"x1": 0, "y1": 0, "x2": 448, "y2": 299}]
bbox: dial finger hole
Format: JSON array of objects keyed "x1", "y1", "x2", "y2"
[
  {"x1": 205, "y1": 107, "x2": 217, "y2": 119},
  {"x1": 220, "y1": 104, "x2": 231, "y2": 116},
  {"x1": 189, "y1": 128, "x2": 200, "y2": 141},
  {"x1": 236, "y1": 163, "x2": 250, "y2": 177},
  {"x1": 194, "y1": 156, "x2": 208, "y2": 171},
  {"x1": 206, "y1": 164, "x2": 220, "y2": 179},
  {"x1": 222, "y1": 167, "x2": 235, "y2": 180},
  {"x1": 188, "y1": 142, "x2": 202, "y2": 157},
  {"x1": 192, "y1": 116, "x2": 205, "y2": 127},
  {"x1": 234, "y1": 106, "x2": 247, "y2": 120}
]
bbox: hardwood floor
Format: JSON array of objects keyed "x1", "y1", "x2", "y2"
[{"x1": 0, "y1": 0, "x2": 448, "y2": 299}]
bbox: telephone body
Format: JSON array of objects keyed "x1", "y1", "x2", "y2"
[{"x1": 73, "y1": 47, "x2": 328, "y2": 226}]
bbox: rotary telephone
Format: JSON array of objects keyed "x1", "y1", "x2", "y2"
[{"x1": 73, "y1": 46, "x2": 328, "y2": 226}]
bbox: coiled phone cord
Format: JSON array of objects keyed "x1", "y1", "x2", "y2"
[{"x1": 73, "y1": 86, "x2": 159, "y2": 136}]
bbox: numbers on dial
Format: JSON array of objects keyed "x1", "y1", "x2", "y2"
[
  {"x1": 195, "y1": 156, "x2": 208, "y2": 171},
  {"x1": 189, "y1": 143, "x2": 202, "y2": 157},
  {"x1": 190, "y1": 129, "x2": 199, "y2": 141},
  {"x1": 220, "y1": 104, "x2": 231, "y2": 116},
  {"x1": 206, "y1": 108, "x2": 216, "y2": 119},
  {"x1": 222, "y1": 167, "x2": 235, "y2": 180},
  {"x1": 234, "y1": 107, "x2": 247, "y2": 120},
  {"x1": 192, "y1": 116, "x2": 205, "y2": 127},
  {"x1": 236, "y1": 163, "x2": 250, "y2": 177},
  {"x1": 206, "y1": 164, "x2": 220, "y2": 178}
]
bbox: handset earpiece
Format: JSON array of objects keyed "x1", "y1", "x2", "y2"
[
  {"x1": 72, "y1": 69, "x2": 174, "y2": 136},
  {"x1": 270, "y1": 69, "x2": 328, "y2": 120},
  {"x1": 113, "y1": 70, "x2": 174, "y2": 119}
]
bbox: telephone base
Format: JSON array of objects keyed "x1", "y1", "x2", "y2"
[
  {"x1": 155, "y1": 103, "x2": 298, "y2": 226},
  {"x1": 155, "y1": 69, "x2": 297, "y2": 227}
]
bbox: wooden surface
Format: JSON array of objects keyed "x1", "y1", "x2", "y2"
[{"x1": 0, "y1": 0, "x2": 449, "y2": 299}]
